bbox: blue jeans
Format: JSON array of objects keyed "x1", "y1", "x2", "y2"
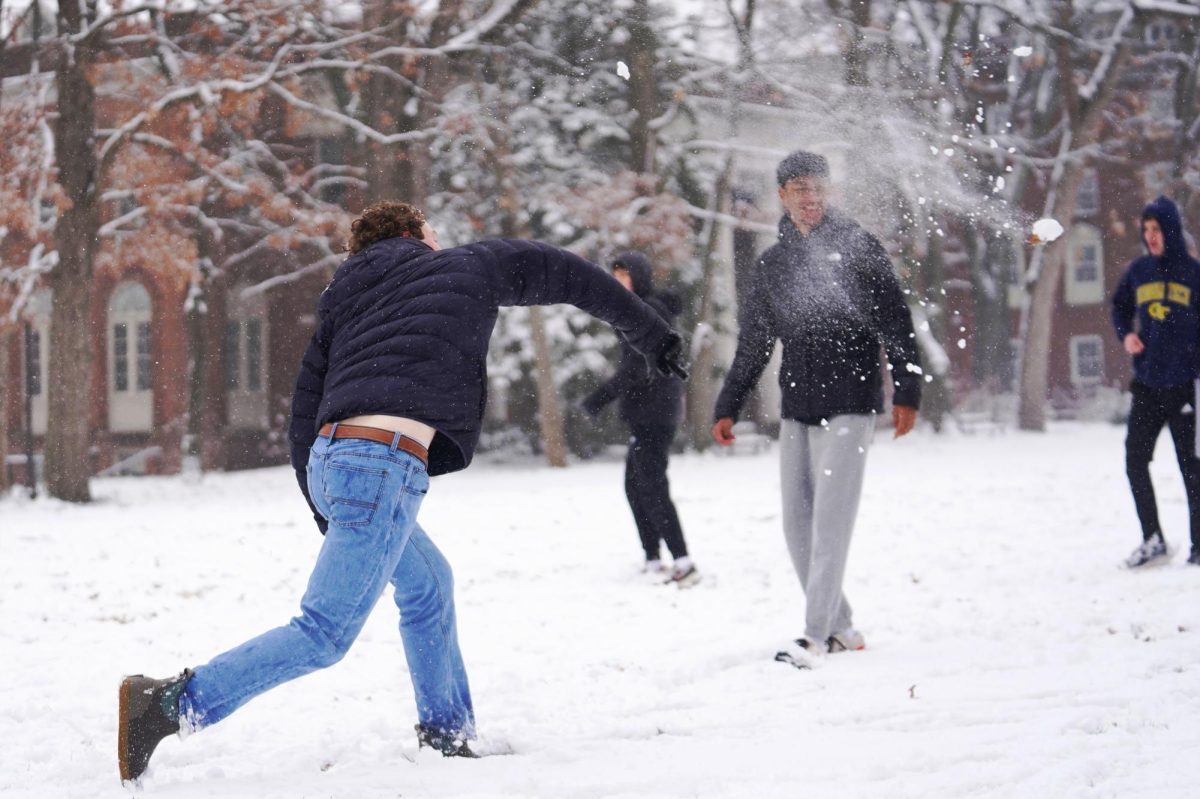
[{"x1": 179, "y1": 434, "x2": 475, "y2": 738}]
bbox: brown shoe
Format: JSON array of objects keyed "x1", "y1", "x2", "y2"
[{"x1": 117, "y1": 670, "x2": 192, "y2": 784}]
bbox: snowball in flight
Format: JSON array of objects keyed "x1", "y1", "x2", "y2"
[
  {"x1": 1028, "y1": 218, "x2": 1064, "y2": 245},
  {"x1": 616, "y1": 61, "x2": 630, "y2": 80}
]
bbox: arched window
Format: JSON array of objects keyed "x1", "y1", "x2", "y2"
[
  {"x1": 107, "y1": 281, "x2": 153, "y2": 432},
  {"x1": 225, "y1": 283, "x2": 269, "y2": 429},
  {"x1": 25, "y1": 289, "x2": 51, "y2": 436},
  {"x1": 1064, "y1": 224, "x2": 1105, "y2": 306}
]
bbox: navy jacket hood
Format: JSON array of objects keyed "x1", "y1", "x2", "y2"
[{"x1": 1142, "y1": 195, "x2": 1189, "y2": 265}]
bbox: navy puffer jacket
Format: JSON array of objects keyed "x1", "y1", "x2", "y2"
[
  {"x1": 583, "y1": 251, "x2": 685, "y2": 428},
  {"x1": 288, "y1": 236, "x2": 679, "y2": 527},
  {"x1": 1112, "y1": 195, "x2": 1200, "y2": 388}
]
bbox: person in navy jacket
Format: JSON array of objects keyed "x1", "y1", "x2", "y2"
[
  {"x1": 118, "y1": 202, "x2": 688, "y2": 783},
  {"x1": 583, "y1": 251, "x2": 697, "y2": 585},
  {"x1": 1111, "y1": 195, "x2": 1200, "y2": 568}
]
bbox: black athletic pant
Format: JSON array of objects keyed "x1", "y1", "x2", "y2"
[
  {"x1": 625, "y1": 424, "x2": 688, "y2": 562},
  {"x1": 1125, "y1": 380, "x2": 1200, "y2": 550}
]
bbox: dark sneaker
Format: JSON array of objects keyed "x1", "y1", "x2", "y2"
[
  {"x1": 117, "y1": 669, "x2": 192, "y2": 784},
  {"x1": 1187, "y1": 549, "x2": 1200, "y2": 566},
  {"x1": 774, "y1": 637, "x2": 826, "y2": 669},
  {"x1": 416, "y1": 723, "x2": 479, "y2": 758},
  {"x1": 1124, "y1": 532, "x2": 1168, "y2": 568}
]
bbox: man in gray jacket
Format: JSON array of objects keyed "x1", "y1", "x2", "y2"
[{"x1": 712, "y1": 151, "x2": 921, "y2": 669}]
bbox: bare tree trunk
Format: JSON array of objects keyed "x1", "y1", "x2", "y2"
[
  {"x1": 0, "y1": 325, "x2": 10, "y2": 494},
  {"x1": 44, "y1": 4, "x2": 100, "y2": 502},
  {"x1": 626, "y1": 0, "x2": 660, "y2": 173},
  {"x1": 1017, "y1": 11, "x2": 1131, "y2": 430},
  {"x1": 361, "y1": 1, "x2": 413, "y2": 203},
  {"x1": 527, "y1": 306, "x2": 569, "y2": 467},
  {"x1": 1018, "y1": 144, "x2": 1088, "y2": 431},
  {"x1": 685, "y1": 157, "x2": 735, "y2": 448}
]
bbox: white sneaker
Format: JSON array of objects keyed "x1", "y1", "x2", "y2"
[
  {"x1": 827, "y1": 628, "x2": 866, "y2": 653},
  {"x1": 663, "y1": 557, "x2": 700, "y2": 588},
  {"x1": 774, "y1": 637, "x2": 826, "y2": 669},
  {"x1": 1124, "y1": 533, "x2": 1168, "y2": 569},
  {"x1": 643, "y1": 559, "x2": 666, "y2": 574}
]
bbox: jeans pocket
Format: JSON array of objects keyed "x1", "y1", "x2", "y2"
[
  {"x1": 322, "y1": 458, "x2": 390, "y2": 528},
  {"x1": 404, "y1": 466, "x2": 430, "y2": 497}
]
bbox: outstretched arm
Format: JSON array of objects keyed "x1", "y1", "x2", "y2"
[{"x1": 481, "y1": 239, "x2": 682, "y2": 372}]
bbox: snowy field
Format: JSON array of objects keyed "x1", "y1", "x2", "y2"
[{"x1": 3, "y1": 422, "x2": 1200, "y2": 798}]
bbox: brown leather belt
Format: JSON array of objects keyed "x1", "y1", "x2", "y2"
[{"x1": 318, "y1": 423, "x2": 429, "y2": 467}]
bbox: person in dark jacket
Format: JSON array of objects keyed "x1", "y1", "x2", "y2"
[
  {"x1": 1111, "y1": 195, "x2": 1200, "y2": 568},
  {"x1": 117, "y1": 202, "x2": 688, "y2": 784},
  {"x1": 583, "y1": 251, "x2": 697, "y2": 585},
  {"x1": 711, "y1": 150, "x2": 921, "y2": 669}
]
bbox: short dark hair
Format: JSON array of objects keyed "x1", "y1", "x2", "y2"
[
  {"x1": 776, "y1": 150, "x2": 830, "y2": 186},
  {"x1": 347, "y1": 201, "x2": 426, "y2": 254}
]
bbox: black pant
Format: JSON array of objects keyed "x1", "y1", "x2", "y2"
[
  {"x1": 625, "y1": 424, "x2": 688, "y2": 561},
  {"x1": 1125, "y1": 381, "x2": 1200, "y2": 549}
]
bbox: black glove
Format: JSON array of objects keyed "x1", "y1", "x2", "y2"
[{"x1": 655, "y1": 335, "x2": 689, "y2": 380}]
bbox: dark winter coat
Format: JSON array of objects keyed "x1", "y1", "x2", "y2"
[
  {"x1": 583, "y1": 251, "x2": 685, "y2": 429},
  {"x1": 714, "y1": 210, "x2": 922, "y2": 423},
  {"x1": 288, "y1": 236, "x2": 679, "y2": 528},
  {"x1": 1112, "y1": 195, "x2": 1200, "y2": 389}
]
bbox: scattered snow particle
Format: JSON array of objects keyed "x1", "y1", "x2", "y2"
[
  {"x1": 1013, "y1": 46, "x2": 1034, "y2": 57},
  {"x1": 906, "y1": 363, "x2": 924, "y2": 375},
  {"x1": 823, "y1": 469, "x2": 833, "y2": 476},
  {"x1": 957, "y1": 339, "x2": 967, "y2": 349},
  {"x1": 616, "y1": 61, "x2": 630, "y2": 80}
]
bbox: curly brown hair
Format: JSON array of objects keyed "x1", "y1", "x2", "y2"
[{"x1": 347, "y1": 201, "x2": 427, "y2": 254}]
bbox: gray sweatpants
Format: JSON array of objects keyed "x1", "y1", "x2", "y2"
[{"x1": 779, "y1": 415, "x2": 874, "y2": 642}]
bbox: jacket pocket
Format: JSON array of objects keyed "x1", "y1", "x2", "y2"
[{"x1": 321, "y1": 458, "x2": 389, "y2": 528}]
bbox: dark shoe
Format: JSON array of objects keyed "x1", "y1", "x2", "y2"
[
  {"x1": 1187, "y1": 549, "x2": 1200, "y2": 566},
  {"x1": 1124, "y1": 532, "x2": 1168, "y2": 568},
  {"x1": 416, "y1": 723, "x2": 479, "y2": 758},
  {"x1": 117, "y1": 670, "x2": 192, "y2": 784}
]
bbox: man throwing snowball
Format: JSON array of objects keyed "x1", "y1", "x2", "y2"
[
  {"x1": 711, "y1": 150, "x2": 922, "y2": 669},
  {"x1": 117, "y1": 201, "x2": 688, "y2": 784}
]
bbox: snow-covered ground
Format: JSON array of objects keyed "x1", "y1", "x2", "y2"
[{"x1": 3, "y1": 422, "x2": 1200, "y2": 798}]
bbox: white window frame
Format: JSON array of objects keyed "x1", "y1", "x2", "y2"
[
  {"x1": 25, "y1": 290, "x2": 51, "y2": 436},
  {"x1": 1076, "y1": 169, "x2": 1100, "y2": 216},
  {"x1": 107, "y1": 281, "x2": 154, "y2": 433},
  {"x1": 1064, "y1": 224, "x2": 1105, "y2": 306},
  {"x1": 225, "y1": 283, "x2": 270, "y2": 430},
  {"x1": 1069, "y1": 335, "x2": 1105, "y2": 386}
]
